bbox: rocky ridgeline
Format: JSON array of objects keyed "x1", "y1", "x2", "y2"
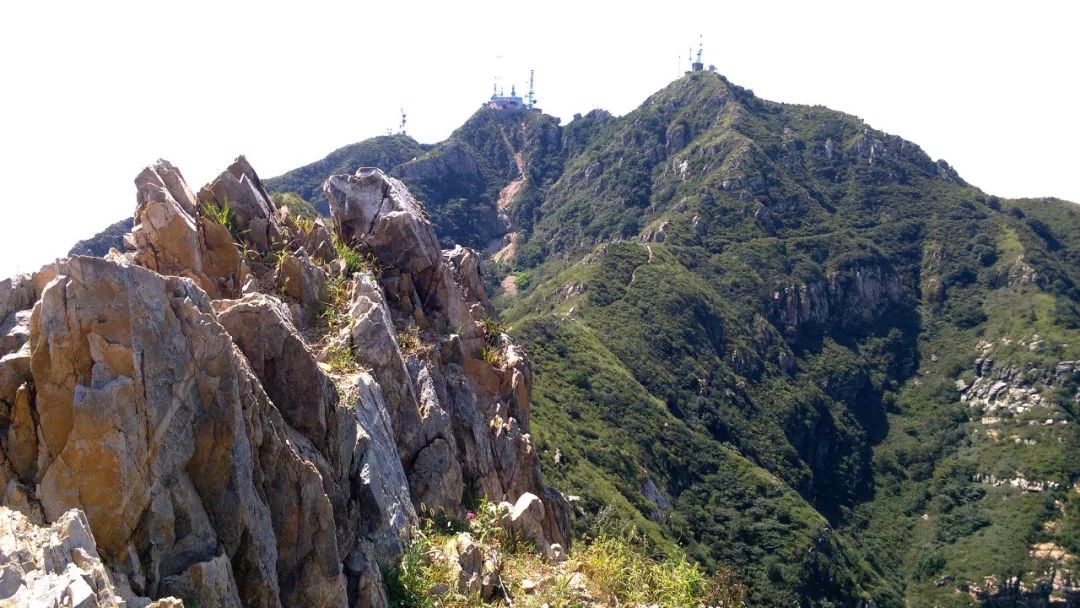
[{"x1": 0, "y1": 158, "x2": 569, "y2": 607}]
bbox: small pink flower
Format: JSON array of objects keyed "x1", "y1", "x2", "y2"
[{"x1": 466, "y1": 511, "x2": 476, "y2": 521}]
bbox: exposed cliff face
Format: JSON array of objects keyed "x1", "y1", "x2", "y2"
[
  {"x1": 770, "y1": 263, "x2": 904, "y2": 330},
  {"x1": 0, "y1": 158, "x2": 568, "y2": 607}
]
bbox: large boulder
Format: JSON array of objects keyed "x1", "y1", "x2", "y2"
[
  {"x1": 274, "y1": 250, "x2": 328, "y2": 329},
  {"x1": 214, "y1": 294, "x2": 340, "y2": 457},
  {"x1": 325, "y1": 168, "x2": 478, "y2": 337}
]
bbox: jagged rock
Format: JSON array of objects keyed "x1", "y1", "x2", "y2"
[
  {"x1": 446, "y1": 533, "x2": 484, "y2": 595},
  {"x1": 131, "y1": 160, "x2": 243, "y2": 298},
  {"x1": 68, "y1": 218, "x2": 132, "y2": 259},
  {"x1": 27, "y1": 257, "x2": 346, "y2": 607},
  {"x1": 0, "y1": 266, "x2": 57, "y2": 358},
  {"x1": 499, "y1": 493, "x2": 563, "y2": 561},
  {"x1": 215, "y1": 293, "x2": 416, "y2": 602},
  {"x1": 0, "y1": 277, "x2": 34, "y2": 331},
  {"x1": 348, "y1": 273, "x2": 430, "y2": 458},
  {"x1": 274, "y1": 250, "x2": 328, "y2": 329},
  {"x1": 279, "y1": 210, "x2": 337, "y2": 263},
  {"x1": 0, "y1": 506, "x2": 182, "y2": 607},
  {"x1": 325, "y1": 168, "x2": 478, "y2": 337},
  {"x1": 349, "y1": 374, "x2": 417, "y2": 565},
  {"x1": 199, "y1": 156, "x2": 282, "y2": 254},
  {"x1": 328, "y1": 170, "x2": 570, "y2": 548},
  {"x1": 214, "y1": 294, "x2": 339, "y2": 456},
  {"x1": 0, "y1": 310, "x2": 29, "y2": 357},
  {"x1": 443, "y1": 245, "x2": 493, "y2": 321}
]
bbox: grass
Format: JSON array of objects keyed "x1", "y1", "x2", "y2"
[
  {"x1": 385, "y1": 503, "x2": 745, "y2": 608},
  {"x1": 331, "y1": 228, "x2": 378, "y2": 275},
  {"x1": 202, "y1": 199, "x2": 237, "y2": 236},
  {"x1": 396, "y1": 325, "x2": 425, "y2": 357},
  {"x1": 476, "y1": 345, "x2": 502, "y2": 367}
]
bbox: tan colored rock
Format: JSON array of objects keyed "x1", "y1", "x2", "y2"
[
  {"x1": 27, "y1": 257, "x2": 345, "y2": 607},
  {"x1": 199, "y1": 156, "x2": 282, "y2": 254},
  {"x1": 131, "y1": 161, "x2": 243, "y2": 298},
  {"x1": 443, "y1": 245, "x2": 494, "y2": 321},
  {"x1": 215, "y1": 294, "x2": 338, "y2": 455},
  {"x1": 442, "y1": 532, "x2": 501, "y2": 601},
  {"x1": 274, "y1": 250, "x2": 328, "y2": 329},
  {"x1": 6, "y1": 382, "x2": 37, "y2": 482}
]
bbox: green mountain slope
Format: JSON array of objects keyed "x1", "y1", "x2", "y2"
[{"x1": 268, "y1": 72, "x2": 1080, "y2": 606}]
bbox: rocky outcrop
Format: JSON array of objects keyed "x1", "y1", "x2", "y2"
[
  {"x1": 199, "y1": 156, "x2": 282, "y2": 255},
  {"x1": 0, "y1": 157, "x2": 568, "y2": 608},
  {"x1": 327, "y1": 168, "x2": 570, "y2": 550},
  {"x1": 26, "y1": 257, "x2": 347, "y2": 607},
  {"x1": 131, "y1": 160, "x2": 243, "y2": 299},
  {"x1": 0, "y1": 506, "x2": 181, "y2": 608},
  {"x1": 771, "y1": 263, "x2": 903, "y2": 330},
  {"x1": 274, "y1": 250, "x2": 328, "y2": 328},
  {"x1": 444, "y1": 245, "x2": 494, "y2": 322}
]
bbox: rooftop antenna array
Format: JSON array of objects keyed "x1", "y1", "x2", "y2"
[{"x1": 691, "y1": 34, "x2": 705, "y2": 71}]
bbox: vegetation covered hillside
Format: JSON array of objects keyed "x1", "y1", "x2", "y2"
[{"x1": 492, "y1": 72, "x2": 1080, "y2": 606}]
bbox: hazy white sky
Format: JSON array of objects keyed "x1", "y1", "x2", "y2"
[{"x1": 1, "y1": 0, "x2": 1076, "y2": 279}]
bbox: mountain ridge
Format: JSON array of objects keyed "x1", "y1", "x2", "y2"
[{"x1": 47, "y1": 70, "x2": 1080, "y2": 606}]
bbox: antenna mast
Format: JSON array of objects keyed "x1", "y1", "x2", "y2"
[
  {"x1": 527, "y1": 69, "x2": 536, "y2": 108},
  {"x1": 399, "y1": 108, "x2": 407, "y2": 135}
]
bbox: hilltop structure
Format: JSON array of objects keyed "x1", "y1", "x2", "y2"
[{"x1": 487, "y1": 70, "x2": 540, "y2": 112}]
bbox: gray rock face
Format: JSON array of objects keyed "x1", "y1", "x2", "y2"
[
  {"x1": 327, "y1": 167, "x2": 570, "y2": 550},
  {"x1": 325, "y1": 168, "x2": 477, "y2": 337},
  {"x1": 0, "y1": 506, "x2": 181, "y2": 608},
  {"x1": 68, "y1": 217, "x2": 131, "y2": 258},
  {"x1": 771, "y1": 263, "x2": 903, "y2": 329},
  {"x1": 443, "y1": 245, "x2": 493, "y2": 322}
]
